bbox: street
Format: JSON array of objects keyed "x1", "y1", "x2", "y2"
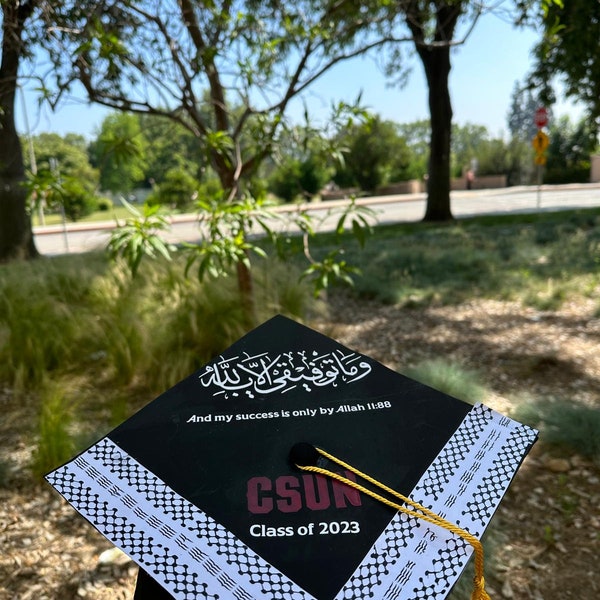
[{"x1": 33, "y1": 184, "x2": 600, "y2": 256}]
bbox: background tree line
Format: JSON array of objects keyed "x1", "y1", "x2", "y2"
[
  {"x1": 23, "y1": 104, "x2": 599, "y2": 219},
  {"x1": 2, "y1": 0, "x2": 599, "y2": 262}
]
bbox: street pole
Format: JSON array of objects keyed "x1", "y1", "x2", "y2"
[
  {"x1": 536, "y1": 164, "x2": 542, "y2": 210},
  {"x1": 18, "y1": 84, "x2": 44, "y2": 225},
  {"x1": 532, "y1": 109, "x2": 549, "y2": 211}
]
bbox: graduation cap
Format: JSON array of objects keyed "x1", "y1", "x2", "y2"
[{"x1": 46, "y1": 315, "x2": 537, "y2": 600}]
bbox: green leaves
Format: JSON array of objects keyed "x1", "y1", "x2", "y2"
[
  {"x1": 301, "y1": 249, "x2": 361, "y2": 297},
  {"x1": 206, "y1": 129, "x2": 234, "y2": 157},
  {"x1": 91, "y1": 113, "x2": 147, "y2": 194},
  {"x1": 107, "y1": 183, "x2": 375, "y2": 300},
  {"x1": 530, "y1": 0, "x2": 600, "y2": 130},
  {"x1": 25, "y1": 168, "x2": 64, "y2": 210},
  {"x1": 290, "y1": 197, "x2": 376, "y2": 296},
  {"x1": 184, "y1": 195, "x2": 275, "y2": 282},
  {"x1": 333, "y1": 198, "x2": 376, "y2": 248},
  {"x1": 107, "y1": 198, "x2": 175, "y2": 277},
  {"x1": 542, "y1": 0, "x2": 564, "y2": 17}
]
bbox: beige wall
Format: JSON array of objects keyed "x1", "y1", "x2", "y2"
[
  {"x1": 451, "y1": 174, "x2": 507, "y2": 191},
  {"x1": 376, "y1": 175, "x2": 507, "y2": 195},
  {"x1": 322, "y1": 174, "x2": 508, "y2": 200},
  {"x1": 591, "y1": 155, "x2": 600, "y2": 183},
  {"x1": 375, "y1": 180, "x2": 425, "y2": 195}
]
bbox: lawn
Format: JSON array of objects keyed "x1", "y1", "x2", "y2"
[
  {"x1": 32, "y1": 205, "x2": 135, "y2": 227},
  {"x1": 308, "y1": 208, "x2": 600, "y2": 310}
]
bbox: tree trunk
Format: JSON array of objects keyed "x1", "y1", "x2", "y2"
[
  {"x1": 420, "y1": 45, "x2": 454, "y2": 222},
  {"x1": 0, "y1": 1, "x2": 39, "y2": 261},
  {"x1": 236, "y1": 257, "x2": 257, "y2": 328},
  {"x1": 404, "y1": 2, "x2": 463, "y2": 222}
]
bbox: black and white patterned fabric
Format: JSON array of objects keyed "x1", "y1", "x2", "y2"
[
  {"x1": 47, "y1": 403, "x2": 536, "y2": 599},
  {"x1": 47, "y1": 438, "x2": 311, "y2": 600},
  {"x1": 338, "y1": 404, "x2": 536, "y2": 600}
]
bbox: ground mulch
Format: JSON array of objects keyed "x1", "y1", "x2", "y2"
[{"x1": 1, "y1": 294, "x2": 598, "y2": 599}]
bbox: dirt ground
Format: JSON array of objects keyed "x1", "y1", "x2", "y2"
[{"x1": 1, "y1": 295, "x2": 598, "y2": 599}]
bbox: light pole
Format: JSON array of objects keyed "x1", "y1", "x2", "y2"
[{"x1": 17, "y1": 83, "x2": 44, "y2": 225}]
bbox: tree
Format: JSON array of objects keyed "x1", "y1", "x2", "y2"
[
  {"x1": 473, "y1": 137, "x2": 509, "y2": 176},
  {"x1": 147, "y1": 167, "x2": 199, "y2": 210},
  {"x1": 45, "y1": 1, "x2": 388, "y2": 196},
  {"x1": 268, "y1": 124, "x2": 334, "y2": 201},
  {"x1": 450, "y1": 123, "x2": 509, "y2": 179},
  {"x1": 505, "y1": 81, "x2": 539, "y2": 185},
  {"x1": 334, "y1": 116, "x2": 412, "y2": 191},
  {"x1": 28, "y1": 132, "x2": 99, "y2": 187},
  {"x1": 389, "y1": 2, "x2": 495, "y2": 219},
  {"x1": 397, "y1": 119, "x2": 430, "y2": 180},
  {"x1": 0, "y1": 0, "x2": 39, "y2": 260},
  {"x1": 507, "y1": 80, "x2": 539, "y2": 141},
  {"x1": 529, "y1": 0, "x2": 600, "y2": 132},
  {"x1": 140, "y1": 113, "x2": 204, "y2": 184},
  {"x1": 43, "y1": 1, "x2": 387, "y2": 320},
  {"x1": 545, "y1": 115, "x2": 597, "y2": 184},
  {"x1": 268, "y1": 159, "x2": 304, "y2": 202},
  {"x1": 451, "y1": 123, "x2": 489, "y2": 177},
  {"x1": 25, "y1": 132, "x2": 101, "y2": 221},
  {"x1": 89, "y1": 112, "x2": 147, "y2": 194},
  {"x1": 340, "y1": 2, "x2": 487, "y2": 219}
]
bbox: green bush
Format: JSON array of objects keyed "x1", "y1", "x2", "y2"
[
  {"x1": 97, "y1": 196, "x2": 114, "y2": 211},
  {"x1": 269, "y1": 159, "x2": 303, "y2": 202},
  {"x1": 197, "y1": 175, "x2": 224, "y2": 203},
  {"x1": 147, "y1": 168, "x2": 199, "y2": 210},
  {"x1": 245, "y1": 177, "x2": 269, "y2": 202},
  {"x1": 31, "y1": 381, "x2": 76, "y2": 478},
  {"x1": 333, "y1": 117, "x2": 413, "y2": 192},
  {"x1": 269, "y1": 152, "x2": 331, "y2": 202},
  {"x1": 544, "y1": 163, "x2": 590, "y2": 184},
  {"x1": 0, "y1": 251, "x2": 316, "y2": 397},
  {"x1": 298, "y1": 155, "x2": 331, "y2": 197},
  {"x1": 0, "y1": 256, "x2": 102, "y2": 390},
  {"x1": 60, "y1": 179, "x2": 99, "y2": 221}
]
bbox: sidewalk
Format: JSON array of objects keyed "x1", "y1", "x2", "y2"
[{"x1": 32, "y1": 182, "x2": 600, "y2": 236}]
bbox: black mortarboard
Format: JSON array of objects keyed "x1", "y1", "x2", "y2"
[{"x1": 46, "y1": 315, "x2": 537, "y2": 599}]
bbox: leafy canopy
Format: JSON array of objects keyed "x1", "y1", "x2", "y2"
[{"x1": 529, "y1": 0, "x2": 600, "y2": 130}]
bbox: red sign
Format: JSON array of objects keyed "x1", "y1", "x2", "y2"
[{"x1": 535, "y1": 107, "x2": 548, "y2": 128}]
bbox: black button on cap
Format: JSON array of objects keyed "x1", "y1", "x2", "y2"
[{"x1": 289, "y1": 442, "x2": 320, "y2": 468}]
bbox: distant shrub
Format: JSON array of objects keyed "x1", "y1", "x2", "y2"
[
  {"x1": 97, "y1": 196, "x2": 114, "y2": 211},
  {"x1": 60, "y1": 179, "x2": 98, "y2": 221},
  {"x1": 147, "y1": 168, "x2": 199, "y2": 210},
  {"x1": 245, "y1": 177, "x2": 269, "y2": 202},
  {"x1": 196, "y1": 176, "x2": 223, "y2": 203},
  {"x1": 269, "y1": 159, "x2": 303, "y2": 202},
  {"x1": 269, "y1": 156, "x2": 331, "y2": 202},
  {"x1": 544, "y1": 163, "x2": 590, "y2": 184}
]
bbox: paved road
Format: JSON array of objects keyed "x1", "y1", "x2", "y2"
[{"x1": 34, "y1": 184, "x2": 600, "y2": 256}]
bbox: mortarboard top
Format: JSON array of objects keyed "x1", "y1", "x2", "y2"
[{"x1": 46, "y1": 315, "x2": 537, "y2": 600}]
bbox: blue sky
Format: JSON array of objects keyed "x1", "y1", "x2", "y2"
[{"x1": 16, "y1": 10, "x2": 582, "y2": 140}]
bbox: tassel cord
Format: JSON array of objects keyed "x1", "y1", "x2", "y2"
[{"x1": 295, "y1": 446, "x2": 490, "y2": 600}]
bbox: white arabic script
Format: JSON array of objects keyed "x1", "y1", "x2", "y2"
[{"x1": 199, "y1": 349, "x2": 372, "y2": 398}]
